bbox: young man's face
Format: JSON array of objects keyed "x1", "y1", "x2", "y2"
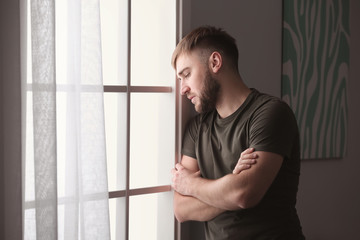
[{"x1": 175, "y1": 51, "x2": 220, "y2": 113}]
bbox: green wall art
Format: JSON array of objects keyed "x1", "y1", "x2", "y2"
[{"x1": 282, "y1": 0, "x2": 350, "y2": 159}]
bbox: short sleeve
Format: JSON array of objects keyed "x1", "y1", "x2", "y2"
[
  {"x1": 249, "y1": 100, "x2": 299, "y2": 159},
  {"x1": 181, "y1": 116, "x2": 199, "y2": 159}
]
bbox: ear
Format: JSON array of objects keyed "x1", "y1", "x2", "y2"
[{"x1": 208, "y1": 51, "x2": 222, "y2": 73}]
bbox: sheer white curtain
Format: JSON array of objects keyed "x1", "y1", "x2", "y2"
[{"x1": 23, "y1": 0, "x2": 110, "y2": 239}]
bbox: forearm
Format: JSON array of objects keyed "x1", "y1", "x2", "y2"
[
  {"x1": 171, "y1": 150, "x2": 263, "y2": 215},
  {"x1": 173, "y1": 191, "x2": 225, "y2": 222},
  {"x1": 189, "y1": 174, "x2": 249, "y2": 211},
  {"x1": 188, "y1": 152, "x2": 283, "y2": 210}
]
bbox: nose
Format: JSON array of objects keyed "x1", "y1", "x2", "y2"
[{"x1": 180, "y1": 84, "x2": 190, "y2": 96}]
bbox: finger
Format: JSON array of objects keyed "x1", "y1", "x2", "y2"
[
  {"x1": 241, "y1": 148, "x2": 254, "y2": 157},
  {"x1": 239, "y1": 159, "x2": 257, "y2": 165},
  {"x1": 171, "y1": 168, "x2": 178, "y2": 176},
  {"x1": 175, "y1": 163, "x2": 184, "y2": 170},
  {"x1": 232, "y1": 164, "x2": 251, "y2": 174},
  {"x1": 241, "y1": 152, "x2": 258, "y2": 160},
  {"x1": 235, "y1": 160, "x2": 256, "y2": 174}
]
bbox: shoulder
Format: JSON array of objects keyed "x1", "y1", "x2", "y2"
[
  {"x1": 250, "y1": 91, "x2": 296, "y2": 124},
  {"x1": 248, "y1": 90, "x2": 299, "y2": 137}
]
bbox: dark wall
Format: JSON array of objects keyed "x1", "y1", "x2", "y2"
[
  {"x1": 0, "y1": 0, "x2": 4, "y2": 236},
  {"x1": 0, "y1": 0, "x2": 23, "y2": 239}
]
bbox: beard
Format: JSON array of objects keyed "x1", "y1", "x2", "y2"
[{"x1": 197, "y1": 70, "x2": 220, "y2": 113}]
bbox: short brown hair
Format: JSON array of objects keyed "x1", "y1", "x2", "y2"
[{"x1": 171, "y1": 26, "x2": 239, "y2": 71}]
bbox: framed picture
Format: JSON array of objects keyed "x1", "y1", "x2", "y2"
[{"x1": 281, "y1": 0, "x2": 350, "y2": 159}]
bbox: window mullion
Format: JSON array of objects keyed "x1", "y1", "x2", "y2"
[{"x1": 103, "y1": 85, "x2": 172, "y2": 93}]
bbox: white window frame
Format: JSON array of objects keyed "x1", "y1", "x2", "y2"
[{"x1": 103, "y1": 0, "x2": 183, "y2": 239}]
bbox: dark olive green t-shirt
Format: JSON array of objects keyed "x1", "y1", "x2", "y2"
[{"x1": 182, "y1": 89, "x2": 305, "y2": 240}]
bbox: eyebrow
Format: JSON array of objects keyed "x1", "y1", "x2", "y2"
[{"x1": 177, "y1": 67, "x2": 190, "y2": 78}]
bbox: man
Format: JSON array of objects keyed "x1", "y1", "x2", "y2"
[{"x1": 171, "y1": 26, "x2": 305, "y2": 239}]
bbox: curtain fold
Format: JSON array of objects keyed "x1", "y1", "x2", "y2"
[
  {"x1": 24, "y1": 0, "x2": 110, "y2": 239},
  {"x1": 30, "y1": 0, "x2": 58, "y2": 239}
]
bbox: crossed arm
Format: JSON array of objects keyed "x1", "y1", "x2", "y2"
[{"x1": 171, "y1": 149, "x2": 283, "y2": 222}]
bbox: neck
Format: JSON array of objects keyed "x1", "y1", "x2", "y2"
[{"x1": 215, "y1": 73, "x2": 251, "y2": 118}]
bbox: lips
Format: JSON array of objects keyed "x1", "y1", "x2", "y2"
[{"x1": 187, "y1": 94, "x2": 196, "y2": 104}]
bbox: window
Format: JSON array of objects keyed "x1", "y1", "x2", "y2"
[
  {"x1": 23, "y1": 0, "x2": 178, "y2": 239},
  {"x1": 100, "y1": 0, "x2": 178, "y2": 239}
]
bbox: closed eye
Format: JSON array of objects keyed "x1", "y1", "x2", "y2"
[
  {"x1": 177, "y1": 67, "x2": 190, "y2": 81},
  {"x1": 177, "y1": 73, "x2": 189, "y2": 82}
]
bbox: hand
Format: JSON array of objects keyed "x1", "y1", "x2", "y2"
[
  {"x1": 171, "y1": 163, "x2": 201, "y2": 196},
  {"x1": 232, "y1": 148, "x2": 258, "y2": 174}
]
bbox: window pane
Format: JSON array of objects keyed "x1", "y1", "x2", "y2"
[
  {"x1": 130, "y1": 93, "x2": 175, "y2": 189},
  {"x1": 24, "y1": 208, "x2": 36, "y2": 240},
  {"x1": 109, "y1": 198, "x2": 126, "y2": 240},
  {"x1": 131, "y1": 0, "x2": 176, "y2": 86},
  {"x1": 129, "y1": 192, "x2": 174, "y2": 240},
  {"x1": 100, "y1": 0, "x2": 128, "y2": 85},
  {"x1": 104, "y1": 93, "x2": 127, "y2": 191},
  {"x1": 55, "y1": 0, "x2": 68, "y2": 85},
  {"x1": 25, "y1": 91, "x2": 35, "y2": 202},
  {"x1": 56, "y1": 92, "x2": 67, "y2": 198}
]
